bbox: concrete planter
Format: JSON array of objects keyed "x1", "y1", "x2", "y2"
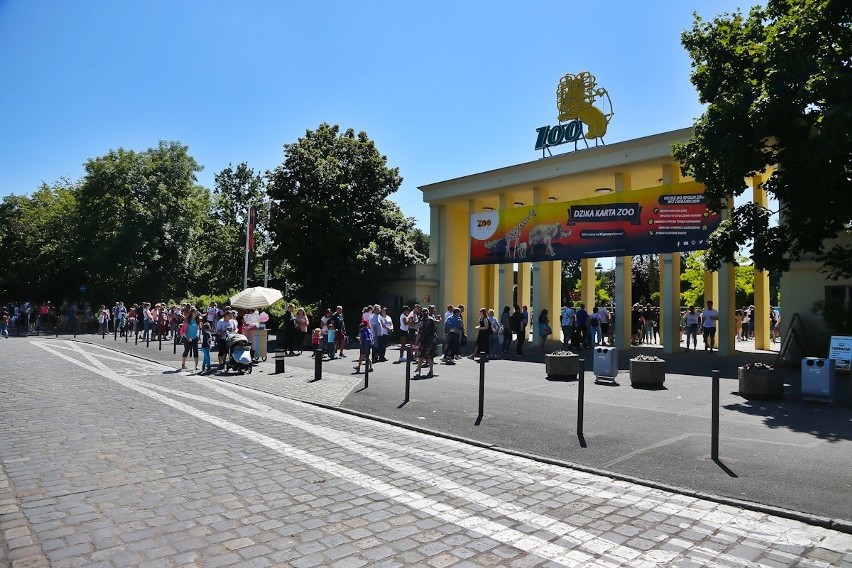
[
  {"x1": 545, "y1": 353, "x2": 579, "y2": 380},
  {"x1": 738, "y1": 366, "x2": 783, "y2": 399},
  {"x1": 629, "y1": 359, "x2": 666, "y2": 388}
]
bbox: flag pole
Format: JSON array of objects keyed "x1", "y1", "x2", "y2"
[{"x1": 243, "y1": 207, "x2": 251, "y2": 290}]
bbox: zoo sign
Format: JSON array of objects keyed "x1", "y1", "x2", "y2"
[
  {"x1": 468, "y1": 181, "x2": 721, "y2": 266},
  {"x1": 535, "y1": 71, "x2": 614, "y2": 152}
]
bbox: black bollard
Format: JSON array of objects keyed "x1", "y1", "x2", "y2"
[
  {"x1": 364, "y1": 351, "x2": 370, "y2": 389},
  {"x1": 314, "y1": 348, "x2": 322, "y2": 381},
  {"x1": 146, "y1": 329, "x2": 150, "y2": 348},
  {"x1": 578, "y1": 358, "x2": 586, "y2": 438},
  {"x1": 404, "y1": 346, "x2": 412, "y2": 402},
  {"x1": 125, "y1": 325, "x2": 128, "y2": 343},
  {"x1": 114, "y1": 323, "x2": 117, "y2": 341},
  {"x1": 135, "y1": 328, "x2": 138, "y2": 345},
  {"x1": 711, "y1": 369, "x2": 720, "y2": 460},
  {"x1": 477, "y1": 354, "x2": 487, "y2": 422}
]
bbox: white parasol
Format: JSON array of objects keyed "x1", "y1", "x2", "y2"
[{"x1": 229, "y1": 286, "x2": 284, "y2": 310}]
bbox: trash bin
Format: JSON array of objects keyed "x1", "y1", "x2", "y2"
[
  {"x1": 593, "y1": 346, "x2": 618, "y2": 379},
  {"x1": 801, "y1": 357, "x2": 835, "y2": 401}
]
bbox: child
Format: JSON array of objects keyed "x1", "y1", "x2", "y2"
[
  {"x1": 200, "y1": 323, "x2": 213, "y2": 373},
  {"x1": 325, "y1": 323, "x2": 337, "y2": 360},
  {"x1": 310, "y1": 328, "x2": 322, "y2": 358},
  {"x1": 353, "y1": 320, "x2": 373, "y2": 373},
  {"x1": 0, "y1": 310, "x2": 9, "y2": 338}
]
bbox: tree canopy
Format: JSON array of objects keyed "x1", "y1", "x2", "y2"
[
  {"x1": 266, "y1": 123, "x2": 426, "y2": 308},
  {"x1": 673, "y1": 0, "x2": 852, "y2": 278}
]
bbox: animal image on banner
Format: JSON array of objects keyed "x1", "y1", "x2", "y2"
[{"x1": 469, "y1": 182, "x2": 721, "y2": 266}]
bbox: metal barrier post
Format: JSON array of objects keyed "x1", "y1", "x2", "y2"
[
  {"x1": 404, "y1": 346, "x2": 412, "y2": 402},
  {"x1": 363, "y1": 348, "x2": 370, "y2": 389},
  {"x1": 578, "y1": 358, "x2": 586, "y2": 438},
  {"x1": 477, "y1": 354, "x2": 488, "y2": 421},
  {"x1": 711, "y1": 369, "x2": 720, "y2": 460},
  {"x1": 114, "y1": 320, "x2": 117, "y2": 341},
  {"x1": 158, "y1": 316, "x2": 163, "y2": 350},
  {"x1": 314, "y1": 349, "x2": 322, "y2": 381}
]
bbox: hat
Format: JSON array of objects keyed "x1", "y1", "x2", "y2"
[{"x1": 360, "y1": 320, "x2": 368, "y2": 328}]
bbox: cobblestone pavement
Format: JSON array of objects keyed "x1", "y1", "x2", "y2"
[{"x1": 1, "y1": 338, "x2": 851, "y2": 567}]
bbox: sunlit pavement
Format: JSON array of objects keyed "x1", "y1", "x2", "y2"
[{"x1": 1, "y1": 335, "x2": 850, "y2": 567}]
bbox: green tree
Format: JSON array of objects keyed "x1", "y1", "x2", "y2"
[
  {"x1": 266, "y1": 124, "x2": 426, "y2": 309},
  {"x1": 673, "y1": 0, "x2": 852, "y2": 278},
  {"x1": 0, "y1": 179, "x2": 81, "y2": 301},
  {"x1": 205, "y1": 162, "x2": 269, "y2": 291},
  {"x1": 76, "y1": 141, "x2": 206, "y2": 301},
  {"x1": 680, "y1": 252, "x2": 756, "y2": 307}
]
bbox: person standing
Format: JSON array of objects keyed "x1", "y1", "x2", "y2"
[
  {"x1": 414, "y1": 308, "x2": 437, "y2": 377},
  {"x1": 538, "y1": 309, "x2": 551, "y2": 353},
  {"x1": 487, "y1": 308, "x2": 501, "y2": 357},
  {"x1": 216, "y1": 311, "x2": 237, "y2": 370},
  {"x1": 282, "y1": 303, "x2": 297, "y2": 355},
  {"x1": 443, "y1": 308, "x2": 462, "y2": 364},
  {"x1": 500, "y1": 306, "x2": 512, "y2": 352},
  {"x1": 397, "y1": 305, "x2": 411, "y2": 362},
  {"x1": 701, "y1": 300, "x2": 720, "y2": 351},
  {"x1": 588, "y1": 306, "x2": 603, "y2": 346},
  {"x1": 379, "y1": 307, "x2": 393, "y2": 362},
  {"x1": 685, "y1": 305, "x2": 700, "y2": 350},
  {"x1": 352, "y1": 320, "x2": 373, "y2": 373},
  {"x1": 598, "y1": 305, "x2": 610, "y2": 346},
  {"x1": 575, "y1": 303, "x2": 589, "y2": 349},
  {"x1": 332, "y1": 306, "x2": 347, "y2": 358},
  {"x1": 180, "y1": 308, "x2": 201, "y2": 370},
  {"x1": 560, "y1": 305, "x2": 575, "y2": 349}
]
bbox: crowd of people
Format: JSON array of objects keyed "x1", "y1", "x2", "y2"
[{"x1": 0, "y1": 298, "x2": 782, "y2": 363}]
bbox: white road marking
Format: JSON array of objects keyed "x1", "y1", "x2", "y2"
[{"x1": 32, "y1": 340, "x2": 849, "y2": 566}]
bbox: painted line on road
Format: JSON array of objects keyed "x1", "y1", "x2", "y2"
[
  {"x1": 602, "y1": 433, "x2": 696, "y2": 468},
  {"x1": 44, "y1": 340, "x2": 808, "y2": 567},
  {"x1": 35, "y1": 340, "x2": 608, "y2": 566}
]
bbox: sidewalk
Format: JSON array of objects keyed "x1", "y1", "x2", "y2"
[{"x1": 59, "y1": 331, "x2": 852, "y2": 531}]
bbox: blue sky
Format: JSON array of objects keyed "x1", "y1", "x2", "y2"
[{"x1": 0, "y1": 1, "x2": 753, "y2": 231}]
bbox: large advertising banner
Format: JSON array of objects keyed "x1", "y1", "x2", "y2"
[{"x1": 469, "y1": 181, "x2": 721, "y2": 266}]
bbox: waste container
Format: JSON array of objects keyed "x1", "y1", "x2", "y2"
[
  {"x1": 593, "y1": 346, "x2": 618, "y2": 379},
  {"x1": 801, "y1": 357, "x2": 834, "y2": 401}
]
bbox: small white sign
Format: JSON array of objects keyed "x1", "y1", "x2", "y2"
[
  {"x1": 828, "y1": 335, "x2": 852, "y2": 372},
  {"x1": 470, "y1": 211, "x2": 499, "y2": 241}
]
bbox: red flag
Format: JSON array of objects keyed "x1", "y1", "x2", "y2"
[{"x1": 247, "y1": 206, "x2": 256, "y2": 252}]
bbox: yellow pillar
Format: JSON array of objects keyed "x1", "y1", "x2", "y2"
[
  {"x1": 703, "y1": 271, "x2": 719, "y2": 309},
  {"x1": 497, "y1": 194, "x2": 515, "y2": 313},
  {"x1": 717, "y1": 199, "x2": 737, "y2": 356},
  {"x1": 442, "y1": 203, "x2": 468, "y2": 322},
  {"x1": 467, "y1": 199, "x2": 486, "y2": 333},
  {"x1": 614, "y1": 173, "x2": 633, "y2": 348},
  {"x1": 581, "y1": 258, "x2": 596, "y2": 312},
  {"x1": 660, "y1": 164, "x2": 682, "y2": 353},
  {"x1": 752, "y1": 175, "x2": 771, "y2": 350}
]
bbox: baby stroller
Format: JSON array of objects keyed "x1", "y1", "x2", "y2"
[{"x1": 226, "y1": 333, "x2": 254, "y2": 374}]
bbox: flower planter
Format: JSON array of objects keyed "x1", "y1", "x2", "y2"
[
  {"x1": 629, "y1": 359, "x2": 666, "y2": 388},
  {"x1": 738, "y1": 366, "x2": 783, "y2": 399},
  {"x1": 545, "y1": 353, "x2": 579, "y2": 380}
]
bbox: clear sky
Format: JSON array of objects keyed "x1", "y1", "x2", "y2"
[{"x1": 0, "y1": 0, "x2": 753, "y2": 232}]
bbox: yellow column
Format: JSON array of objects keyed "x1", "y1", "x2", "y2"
[
  {"x1": 703, "y1": 271, "x2": 718, "y2": 309},
  {"x1": 467, "y1": 199, "x2": 486, "y2": 333},
  {"x1": 660, "y1": 165, "x2": 682, "y2": 353},
  {"x1": 614, "y1": 173, "x2": 633, "y2": 348},
  {"x1": 442, "y1": 203, "x2": 468, "y2": 321},
  {"x1": 752, "y1": 175, "x2": 770, "y2": 350},
  {"x1": 581, "y1": 258, "x2": 596, "y2": 312},
  {"x1": 717, "y1": 199, "x2": 737, "y2": 356},
  {"x1": 497, "y1": 194, "x2": 515, "y2": 313}
]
